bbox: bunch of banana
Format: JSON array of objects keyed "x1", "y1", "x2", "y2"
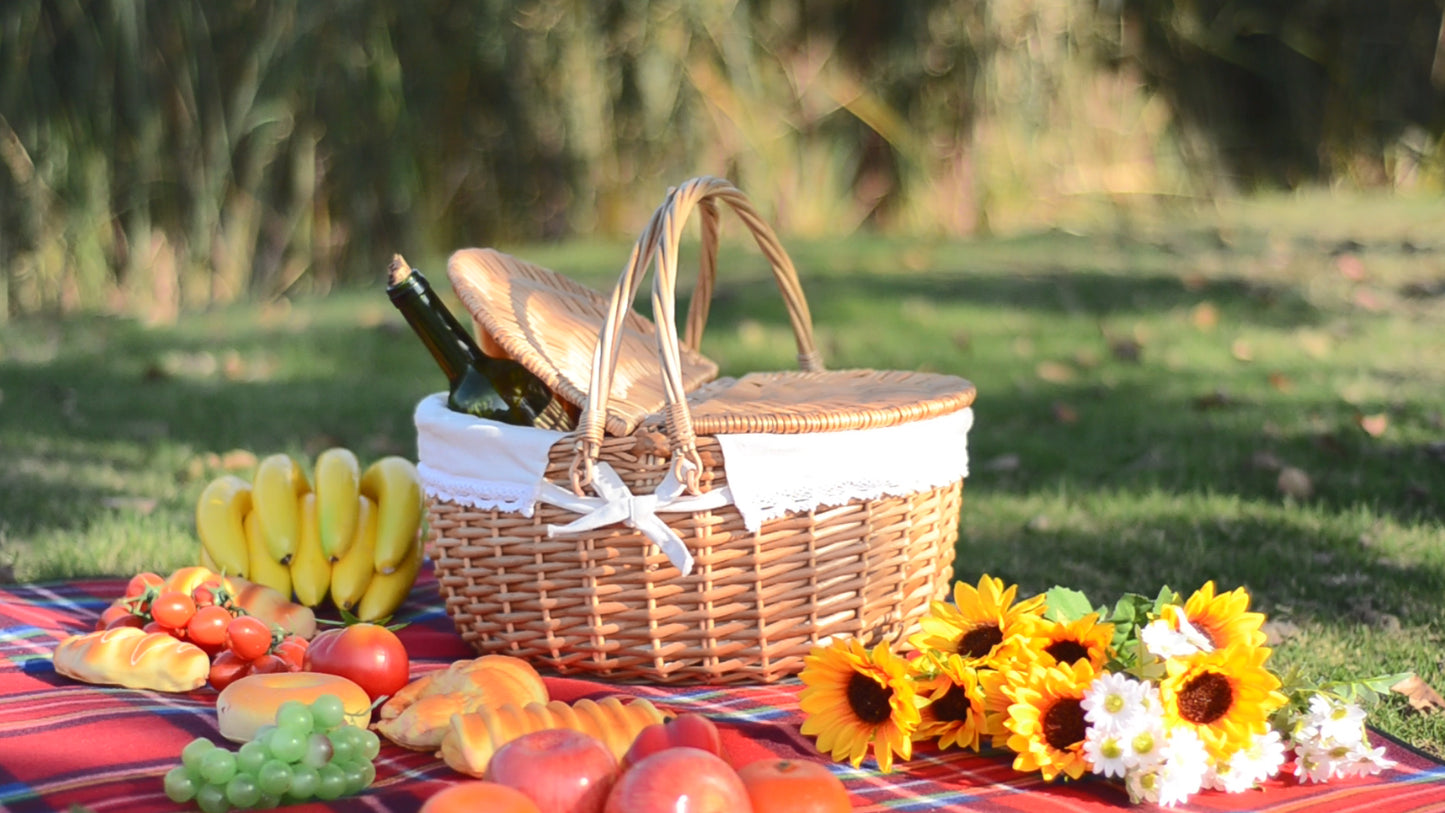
[{"x1": 196, "y1": 449, "x2": 427, "y2": 621}]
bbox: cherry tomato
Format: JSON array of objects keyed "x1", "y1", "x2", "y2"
[
  {"x1": 143, "y1": 619, "x2": 182, "y2": 638},
  {"x1": 273, "y1": 636, "x2": 309, "y2": 671},
  {"x1": 208, "y1": 651, "x2": 253, "y2": 692},
  {"x1": 124, "y1": 572, "x2": 164, "y2": 599},
  {"x1": 247, "y1": 654, "x2": 289, "y2": 675},
  {"x1": 96, "y1": 604, "x2": 135, "y2": 631},
  {"x1": 191, "y1": 578, "x2": 228, "y2": 608},
  {"x1": 225, "y1": 616, "x2": 274, "y2": 661},
  {"x1": 150, "y1": 590, "x2": 197, "y2": 629},
  {"x1": 104, "y1": 612, "x2": 146, "y2": 631},
  {"x1": 186, "y1": 604, "x2": 234, "y2": 653},
  {"x1": 304, "y1": 623, "x2": 411, "y2": 702}
]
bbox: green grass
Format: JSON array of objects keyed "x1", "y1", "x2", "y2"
[{"x1": 2, "y1": 192, "x2": 1442, "y2": 756}]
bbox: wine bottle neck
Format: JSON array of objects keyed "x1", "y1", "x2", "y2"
[{"x1": 387, "y1": 270, "x2": 485, "y2": 385}]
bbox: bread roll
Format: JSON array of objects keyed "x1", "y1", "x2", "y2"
[
  {"x1": 53, "y1": 627, "x2": 210, "y2": 692},
  {"x1": 216, "y1": 672, "x2": 372, "y2": 742}
]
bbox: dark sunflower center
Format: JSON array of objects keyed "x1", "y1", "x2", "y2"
[
  {"x1": 1044, "y1": 639, "x2": 1091, "y2": 665},
  {"x1": 957, "y1": 624, "x2": 1003, "y2": 659},
  {"x1": 1042, "y1": 697, "x2": 1086, "y2": 750},
  {"x1": 846, "y1": 671, "x2": 894, "y2": 725},
  {"x1": 1177, "y1": 671, "x2": 1234, "y2": 725},
  {"x1": 930, "y1": 683, "x2": 973, "y2": 724}
]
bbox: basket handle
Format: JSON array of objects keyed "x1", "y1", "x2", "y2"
[{"x1": 570, "y1": 176, "x2": 822, "y2": 494}]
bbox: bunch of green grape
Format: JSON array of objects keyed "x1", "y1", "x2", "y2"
[{"x1": 163, "y1": 695, "x2": 381, "y2": 812}]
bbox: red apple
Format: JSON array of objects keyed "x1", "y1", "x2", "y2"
[
  {"x1": 604, "y1": 747, "x2": 753, "y2": 813},
  {"x1": 622, "y1": 712, "x2": 725, "y2": 768},
  {"x1": 487, "y1": 728, "x2": 619, "y2": 813}
]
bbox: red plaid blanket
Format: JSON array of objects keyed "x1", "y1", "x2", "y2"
[{"x1": 3, "y1": 565, "x2": 1442, "y2": 812}]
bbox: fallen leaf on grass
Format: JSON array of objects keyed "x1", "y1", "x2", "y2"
[
  {"x1": 1191, "y1": 302, "x2": 1219, "y2": 330},
  {"x1": 1297, "y1": 330, "x2": 1333, "y2": 359},
  {"x1": 1250, "y1": 451, "x2": 1284, "y2": 471},
  {"x1": 1335, "y1": 252, "x2": 1367, "y2": 281},
  {"x1": 1261, "y1": 619, "x2": 1301, "y2": 645},
  {"x1": 1268, "y1": 371, "x2": 1294, "y2": 392},
  {"x1": 1036, "y1": 360, "x2": 1075, "y2": 384},
  {"x1": 1231, "y1": 339, "x2": 1254, "y2": 362},
  {"x1": 1277, "y1": 466, "x2": 1314, "y2": 499},
  {"x1": 1356, "y1": 412, "x2": 1389, "y2": 437},
  {"x1": 1352, "y1": 289, "x2": 1385, "y2": 312},
  {"x1": 1052, "y1": 402, "x2": 1079, "y2": 424},
  {"x1": 1391, "y1": 674, "x2": 1445, "y2": 714}
]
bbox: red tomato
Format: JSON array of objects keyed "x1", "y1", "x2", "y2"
[
  {"x1": 420, "y1": 782, "x2": 541, "y2": 813},
  {"x1": 150, "y1": 590, "x2": 197, "y2": 629},
  {"x1": 96, "y1": 604, "x2": 135, "y2": 631},
  {"x1": 143, "y1": 619, "x2": 180, "y2": 637},
  {"x1": 191, "y1": 577, "x2": 228, "y2": 608},
  {"x1": 225, "y1": 615, "x2": 274, "y2": 661},
  {"x1": 208, "y1": 651, "x2": 252, "y2": 692},
  {"x1": 622, "y1": 713, "x2": 725, "y2": 769},
  {"x1": 247, "y1": 654, "x2": 289, "y2": 675},
  {"x1": 186, "y1": 604, "x2": 234, "y2": 652},
  {"x1": 104, "y1": 611, "x2": 145, "y2": 631},
  {"x1": 303, "y1": 623, "x2": 410, "y2": 702},
  {"x1": 487, "y1": 728, "x2": 618, "y2": 813},
  {"x1": 736, "y1": 759, "x2": 851, "y2": 813},
  {"x1": 603, "y1": 747, "x2": 752, "y2": 813},
  {"x1": 274, "y1": 636, "x2": 309, "y2": 671},
  {"x1": 124, "y1": 572, "x2": 164, "y2": 599}
]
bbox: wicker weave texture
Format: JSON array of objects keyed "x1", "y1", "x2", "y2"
[{"x1": 429, "y1": 433, "x2": 961, "y2": 684}]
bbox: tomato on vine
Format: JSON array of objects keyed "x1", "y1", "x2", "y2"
[
  {"x1": 150, "y1": 590, "x2": 197, "y2": 630},
  {"x1": 225, "y1": 616, "x2": 274, "y2": 661},
  {"x1": 185, "y1": 604, "x2": 234, "y2": 653}
]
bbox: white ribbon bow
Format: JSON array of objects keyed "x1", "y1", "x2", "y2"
[{"x1": 538, "y1": 462, "x2": 732, "y2": 576}]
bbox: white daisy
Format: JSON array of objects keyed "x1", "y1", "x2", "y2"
[
  {"x1": 1338, "y1": 741, "x2": 1396, "y2": 778},
  {"x1": 1082, "y1": 672, "x2": 1152, "y2": 733},
  {"x1": 1293, "y1": 741, "x2": 1346, "y2": 783},
  {"x1": 1127, "y1": 717, "x2": 1170, "y2": 771},
  {"x1": 1156, "y1": 727, "x2": 1210, "y2": 807},
  {"x1": 1125, "y1": 767, "x2": 1162, "y2": 805},
  {"x1": 1084, "y1": 727, "x2": 1133, "y2": 778},
  {"x1": 1300, "y1": 694, "x2": 1368, "y2": 747},
  {"x1": 1140, "y1": 607, "x2": 1214, "y2": 660},
  {"x1": 1210, "y1": 728, "x2": 1287, "y2": 793}
]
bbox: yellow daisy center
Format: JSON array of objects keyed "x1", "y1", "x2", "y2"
[
  {"x1": 1044, "y1": 639, "x2": 1090, "y2": 665},
  {"x1": 931, "y1": 683, "x2": 973, "y2": 724},
  {"x1": 846, "y1": 671, "x2": 894, "y2": 724},
  {"x1": 1042, "y1": 697, "x2": 1087, "y2": 750},
  {"x1": 1176, "y1": 670, "x2": 1234, "y2": 725},
  {"x1": 958, "y1": 624, "x2": 1004, "y2": 658}
]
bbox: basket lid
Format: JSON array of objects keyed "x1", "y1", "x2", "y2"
[
  {"x1": 684, "y1": 369, "x2": 976, "y2": 435},
  {"x1": 448, "y1": 248, "x2": 721, "y2": 437}
]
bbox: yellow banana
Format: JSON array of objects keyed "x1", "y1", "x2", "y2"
[
  {"x1": 314, "y1": 447, "x2": 361, "y2": 561},
  {"x1": 289, "y1": 493, "x2": 331, "y2": 607},
  {"x1": 252, "y1": 453, "x2": 310, "y2": 564},
  {"x1": 195, "y1": 475, "x2": 252, "y2": 578},
  {"x1": 329, "y1": 494, "x2": 377, "y2": 612},
  {"x1": 360, "y1": 456, "x2": 425, "y2": 574},
  {"x1": 243, "y1": 509, "x2": 292, "y2": 597},
  {"x1": 356, "y1": 530, "x2": 423, "y2": 621}
]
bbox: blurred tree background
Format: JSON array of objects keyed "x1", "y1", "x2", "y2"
[{"x1": 2, "y1": 0, "x2": 1442, "y2": 321}]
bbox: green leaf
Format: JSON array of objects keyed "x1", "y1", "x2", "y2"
[{"x1": 1043, "y1": 586, "x2": 1095, "y2": 623}]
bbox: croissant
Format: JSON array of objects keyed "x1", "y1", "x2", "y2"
[
  {"x1": 379, "y1": 654, "x2": 548, "y2": 721},
  {"x1": 439, "y1": 696, "x2": 667, "y2": 777},
  {"x1": 53, "y1": 627, "x2": 210, "y2": 692}
]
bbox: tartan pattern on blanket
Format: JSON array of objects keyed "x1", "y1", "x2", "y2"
[{"x1": 2, "y1": 564, "x2": 1442, "y2": 812}]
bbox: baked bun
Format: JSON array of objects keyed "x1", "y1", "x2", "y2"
[
  {"x1": 216, "y1": 672, "x2": 372, "y2": 742},
  {"x1": 53, "y1": 627, "x2": 210, "y2": 693}
]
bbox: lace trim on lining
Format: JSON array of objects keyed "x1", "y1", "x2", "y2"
[{"x1": 417, "y1": 462, "x2": 539, "y2": 517}]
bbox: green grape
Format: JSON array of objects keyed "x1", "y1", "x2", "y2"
[
  {"x1": 267, "y1": 727, "x2": 307, "y2": 764},
  {"x1": 315, "y1": 764, "x2": 348, "y2": 801},
  {"x1": 181, "y1": 738, "x2": 216, "y2": 773},
  {"x1": 288, "y1": 764, "x2": 320, "y2": 799},
  {"x1": 236, "y1": 740, "x2": 268, "y2": 775},
  {"x1": 327, "y1": 728, "x2": 357, "y2": 763},
  {"x1": 254, "y1": 792, "x2": 282, "y2": 810},
  {"x1": 195, "y1": 783, "x2": 230, "y2": 813},
  {"x1": 275, "y1": 700, "x2": 314, "y2": 733},
  {"x1": 354, "y1": 727, "x2": 381, "y2": 761},
  {"x1": 224, "y1": 773, "x2": 262, "y2": 809},
  {"x1": 256, "y1": 759, "x2": 293, "y2": 797},
  {"x1": 164, "y1": 765, "x2": 200, "y2": 803},
  {"x1": 341, "y1": 759, "x2": 376, "y2": 794},
  {"x1": 199, "y1": 748, "x2": 238, "y2": 786},
  {"x1": 309, "y1": 694, "x2": 346, "y2": 730},
  {"x1": 301, "y1": 731, "x2": 334, "y2": 769},
  {"x1": 252, "y1": 724, "x2": 277, "y2": 744}
]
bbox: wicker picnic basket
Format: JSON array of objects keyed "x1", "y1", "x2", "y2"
[{"x1": 421, "y1": 176, "x2": 976, "y2": 684}]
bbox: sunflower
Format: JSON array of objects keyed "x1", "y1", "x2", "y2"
[
  {"x1": 908, "y1": 574, "x2": 1045, "y2": 668},
  {"x1": 912, "y1": 653, "x2": 988, "y2": 752},
  {"x1": 1160, "y1": 641, "x2": 1288, "y2": 761},
  {"x1": 997, "y1": 659, "x2": 1099, "y2": 781},
  {"x1": 1180, "y1": 581, "x2": 1267, "y2": 651},
  {"x1": 1022, "y1": 612, "x2": 1115, "y2": 671},
  {"x1": 799, "y1": 637, "x2": 922, "y2": 773}
]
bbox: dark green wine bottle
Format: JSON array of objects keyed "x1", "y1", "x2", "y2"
[{"x1": 386, "y1": 255, "x2": 577, "y2": 430}]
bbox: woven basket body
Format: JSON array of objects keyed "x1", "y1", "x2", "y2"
[{"x1": 424, "y1": 177, "x2": 972, "y2": 684}]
